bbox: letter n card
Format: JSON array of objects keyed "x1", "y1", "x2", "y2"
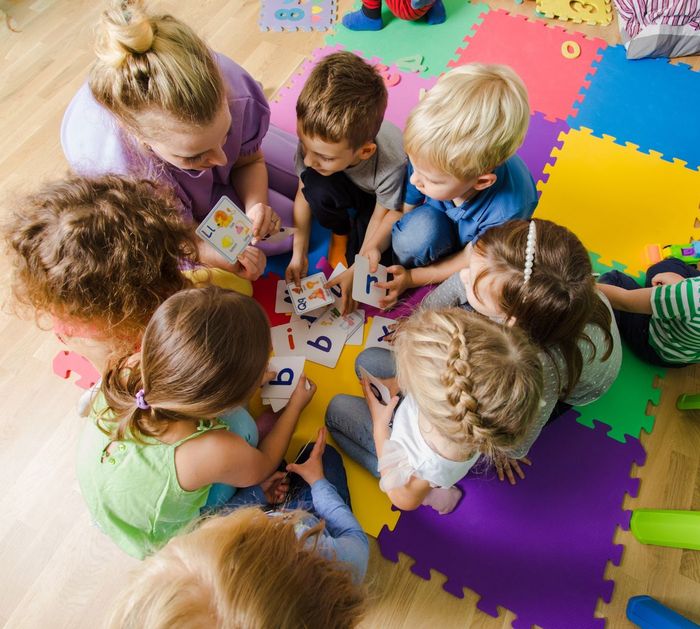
[
  {"x1": 196, "y1": 196, "x2": 253, "y2": 264},
  {"x1": 352, "y1": 255, "x2": 389, "y2": 308}
]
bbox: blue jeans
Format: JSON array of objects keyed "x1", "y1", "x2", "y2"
[
  {"x1": 598, "y1": 258, "x2": 700, "y2": 368},
  {"x1": 392, "y1": 204, "x2": 463, "y2": 268},
  {"x1": 224, "y1": 444, "x2": 351, "y2": 511},
  {"x1": 325, "y1": 348, "x2": 397, "y2": 478}
]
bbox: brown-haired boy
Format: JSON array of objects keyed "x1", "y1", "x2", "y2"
[{"x1": 285, "y1": 51, "x2": 407, "y2": 312}]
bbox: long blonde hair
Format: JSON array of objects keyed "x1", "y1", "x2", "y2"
[
  {"x1": 105, "y1": 507, "x2": 367, "y2": 629},
  {"x1": 394, "y1": 308, "x2": 543, "y2": 459},
  {"x1": 89, "y1": 0, "x2": 224, "y2": 134},
  {"x1": 100, "y1": 286, "x2": 271, "y2": 442}
]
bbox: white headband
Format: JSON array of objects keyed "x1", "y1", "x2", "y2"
[{"x1": 523, "y1": 221, "x2": 537, "y2": 284}]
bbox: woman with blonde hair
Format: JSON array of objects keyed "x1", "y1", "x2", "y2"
[
  {"x1": 325, "y1": 307, "x2": 544, "y2": 515},
  {"x1": 61, "y1": 0, "x2": 298, "y2": 275},
  {"x1": 106, "y1": 431, "x2": 368, "y2": 629}
]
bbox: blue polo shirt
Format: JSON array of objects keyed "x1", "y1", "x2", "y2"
[{"x1": 404, "y1": 154, "x2": 538, "y2": 244}]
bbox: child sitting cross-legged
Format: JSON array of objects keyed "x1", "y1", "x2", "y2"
[
  {"x1": 77, "y1": 286, "x2": 317, "y2": 559},
  {"x1": 367, "y1": 64, "x2": 538, "y2": 309},
  {"x1": 325, "y1": 308, "x2": 544, "y2": 515},
  {"x1": 286, "y1": 51, "x2": 407, "y2": 313}
]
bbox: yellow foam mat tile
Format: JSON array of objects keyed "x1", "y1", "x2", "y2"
[
  {"x1": 535, "y1": 127, "x2": 700, "y2": 276},
  {"x1": 536, "y1": 0, "x2": 612, "y2": 26},
  {"x1": 250, "y1": 319, "x2": 398, "y2": 538}
]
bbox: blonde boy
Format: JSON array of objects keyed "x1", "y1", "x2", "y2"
[
  {"x1": 285, "y1": 52, "x2": 407, "y2": 311},
  {"x1": 370, "y1": 64, "x2": 537, "y2": 308}
]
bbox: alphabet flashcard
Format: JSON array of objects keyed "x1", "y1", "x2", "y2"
[
  {"x1": 364, "y1": 315, "x2": 396, "y2": 350},
  {"x1": 352, "y1": 255, "x2": 389, "y2": 308},
  {"x1": 310, "y1": 305, "x2": 364, "y2": 341},
  {"x1": 304, "y1": 325, "x2": 347, "y2": 368},
  {"x1": 261, "y1": 356, "x2": 305, "y2": 401},
  {"x1": 270, "y1": 321, "x2": 309, "y2": 357},
  {"x1": 286, "y1": 272, "x2": 334, "y2": 315},
  {"x1": 275, "y1": 279, "x2": 293, "y2": 314},
  {"x1": 327, "y1": 262, "x2": 347, "y2": 306},
  {"x1": 358, "y1": 366, "x2": 391, "y2": 405},
  {"x1": 195, "y1": 196, "x2": 253, "y2": 264}
]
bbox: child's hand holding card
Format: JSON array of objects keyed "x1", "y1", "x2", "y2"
[
  {"x1": 261, "y1": 357, "x2": 306, "y2": 409},
  {"x1": 286, "y1": 272, "x2": 334, "y2": 315},
  {"x1": 365, "y1": 315, "x2": 397, "y2": 350},
  {"x1": 195, "y1": 196, "x2": 253, "y2": 264},
  {"x1": 352, "y1": 255, "x2": 390, "y2": 308}
]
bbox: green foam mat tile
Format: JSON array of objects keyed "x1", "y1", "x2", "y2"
[{"x1": 325, "y1": 0, "x2": 489, "y2": 78}]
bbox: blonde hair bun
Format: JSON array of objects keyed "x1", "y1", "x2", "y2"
[{"x1": 96, "y1": 0, "x2": 155, "y2": 68}]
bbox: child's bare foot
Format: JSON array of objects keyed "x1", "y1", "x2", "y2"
[{"x1": 422, "y1": 486, "x2": 462, "y2": 514}]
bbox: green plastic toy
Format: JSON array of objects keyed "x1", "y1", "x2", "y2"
[
  {"x1": 647, "y1": 241, "x2": 700, "y2": 265},
  {"x1": 677, "y1": 393, "x2": 700, "y2": 411},
  {"x1": 630, "y1": 509, "x2": 700, "y2": 551}
]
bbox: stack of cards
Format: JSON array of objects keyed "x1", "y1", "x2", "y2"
[
  {"x1": 196, "y1": 196, "x2": 253, "y2": 264},
  {"x1": 304, "y1": 306, "x2": 364, "y2": 368},
  {"x1": 261, "y1": 356, "x2": 305, "y2": 412}
]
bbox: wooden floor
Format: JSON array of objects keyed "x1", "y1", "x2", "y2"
[{"x1": 1, "y1": 1, "x2": 699, "y2": 627}]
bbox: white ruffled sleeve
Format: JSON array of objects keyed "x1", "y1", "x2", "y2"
[{"x1": 378, "y1": 439, "x2": 418, "y2": 492}]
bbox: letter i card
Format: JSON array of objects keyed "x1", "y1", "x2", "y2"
[
  {"x1": 195, "y1": 196, "x2": 253, "y2": 264},
  {"x1": 261, "y1": 356, "x2": 305, "y2": 400},
  {"x1": 270, "y1": 321, "x2": 308, "y2": 357},
  {"x1": 286, "y1": 272, "x2": 333, "y2": 315},
  {"x1": 352, "y1": 255, "x2": 388, "y2": 307}
]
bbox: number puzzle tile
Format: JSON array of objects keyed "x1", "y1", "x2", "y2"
[
  {"x1": 575, "y1": 344, "x2": 664, "y2": 443},
  {"x1": 378, "y1": 413, "x2": 645, "y2": 628},
  {"x1": 260, "y1": 0, "x2": 337, "y2": 32},
  {"x1": 271, "y1": 45, "x2": 437, "y2": 135},
  {"x1": 536, "y1": 127, "x2": 700, "y2": 277},
  {"x1": 536, "y1": 0, "x2": 612, "y2": 26},
  {"x1": 571, "y1": 44, "x2": 700, "y2": 170},
  {"x1": 448, "y1": 9, "x2": 607, "y2": 122},
  {"x1": 325, "y1": 0, "x2": 489, "y2": 77}
]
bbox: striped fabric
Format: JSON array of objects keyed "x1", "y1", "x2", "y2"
[
  {"x1": 649, "y1": 277, "x2": 700, "y2": 364},
  {"x1": 615, "y1": 0, "x2": 700, "y2": 38},
  {"x1": 362, "y1": 0, "x2": 432, "y2": 20}
]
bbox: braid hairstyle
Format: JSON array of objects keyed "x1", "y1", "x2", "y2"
[
  {"x1": 393, "y1": 308, "x2": 544, "y2": 461},
  {"x1": 472, "y1": 218, "x2": 614, "y2": 397},
  {"x1": 99, "y1": 286, "x2": 271, "y2": 443}
]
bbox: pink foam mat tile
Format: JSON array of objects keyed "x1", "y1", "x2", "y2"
[{"x1": 448, "y1": 9, "x2": 607, "y2": 122}]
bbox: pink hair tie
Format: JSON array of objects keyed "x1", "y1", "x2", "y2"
[{"x1": 135, "y1": 389, "x2": 150, "y2": 410}]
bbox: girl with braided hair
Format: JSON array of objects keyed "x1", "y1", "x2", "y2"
[
  {"x1": 423, "y1": 218, "x2": 622, "y2": 483},
  {"x1": 325, "y1": 308, "x2": 543, "y2": 515}
]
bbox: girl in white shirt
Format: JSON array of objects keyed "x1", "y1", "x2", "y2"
[{"x1": 325, "y1": 308, "x2": 544, "y2": 514}]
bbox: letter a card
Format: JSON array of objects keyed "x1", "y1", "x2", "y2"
[
  {"x1": 352, "y1": 255, "x2": 388, "y2": 308},
  {"x1": 270, "y1": 321, "x2": 308, "y2": 357},
  {"x1": 286, "y1": 272, "x2": 333, "y2": 315},
  {"x1": 261, "y1": 356, "x2": 305, "y2": 401},
  {"x1": 195, "y1": 196, "x2": 253, "y2": 264}
]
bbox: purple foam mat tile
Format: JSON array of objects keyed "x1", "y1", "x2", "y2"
[
  {"x1": 378, "y1": 411, "x2": 646, "y2": 629},
  {"x1": 260, "y1": 0, "x2": 336, "y2": 32},
  {"x1": 517, "y1": 112, "x2": 569, "y2": 185}
]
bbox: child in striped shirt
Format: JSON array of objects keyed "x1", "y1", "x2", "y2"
[{"x1": 598, "y1": 258, "x2": 700, "y2": 367}]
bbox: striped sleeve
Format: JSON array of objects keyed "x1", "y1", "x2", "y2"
[{"x1": 651, "y1": 278, "x2": 699, "y2": 321}]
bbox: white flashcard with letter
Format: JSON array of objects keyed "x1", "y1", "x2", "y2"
[
  {"x1": 275, "y1": 280, "x2": 293, "y2": 314},
  {"x1": 352, "y1": 255, "x2": 388, "y2": 308},
  {"x1": 304, "y1": 325, "x2": 347, "y2": 368},
  {"x1": 270, "y1": 321, "x2": 309, "y2": 357},
  {"x1": 261, "y1": 356, "x2": 305, "y2": 400},
  {"x1": 195, "y1": 196, "x2": 253, "y2": 264},
  {"x1": 358, "y1": 366, "x2": 391, "y2": 405},
  {"x1": 365, "y1": 315, "x2": 396, "y2": 350},
  {"x1": 287, "y1": 272, "x2": 334, "y2": 315}
]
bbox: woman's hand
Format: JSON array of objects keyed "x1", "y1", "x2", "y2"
[{"x1": 247, "y1": 202, "x2": 280, "y2": 243}]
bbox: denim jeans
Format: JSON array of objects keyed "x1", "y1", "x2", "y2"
[
  {"x1": 392, "y1": 204, "x2": 462, "y2": 268},
  {"x1": 325, "y1": 347, "x2": 397, "y2": 478},
  {"x1": 224, "y1": 444, "x2": 351, "y2": 512},
  {"x1": 598, "y1": 258, "x2": 699, "y2": 368}
]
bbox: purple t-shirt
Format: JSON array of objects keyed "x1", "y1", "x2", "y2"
[{"x1": 61, "y1": 54, "x2": 271, "y2": 223}]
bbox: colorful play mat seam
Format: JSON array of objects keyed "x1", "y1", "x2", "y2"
[{"x1": 260, "y1": 2, "x2": 700, "y2": 626}]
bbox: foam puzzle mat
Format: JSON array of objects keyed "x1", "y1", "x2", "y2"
[{"x1": 253, "y1": 4, "x2": 700, "y2": 624}]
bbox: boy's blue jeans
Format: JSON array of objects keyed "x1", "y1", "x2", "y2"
[
  {"x1": 392, "y1": 204, "x2": 465, "y2": 268},
  {"x1": 325, "y1": 348, "x2": 397, "y2": 478}
]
